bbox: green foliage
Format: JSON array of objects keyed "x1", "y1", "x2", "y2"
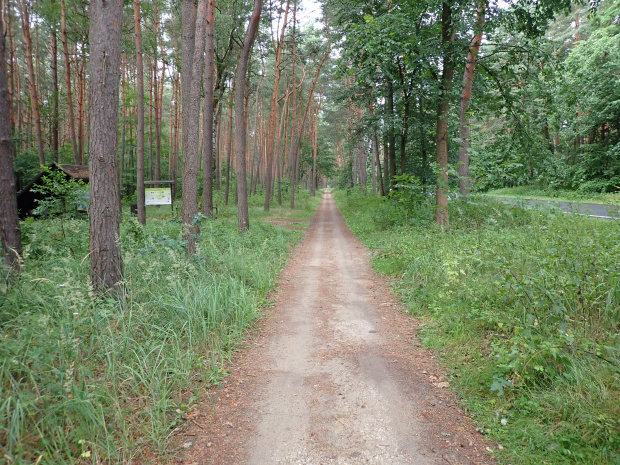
[
  {"x1": 31, "y1": 167, "x2": 87, "y2": 217},
  {"x1": 0, "y1": 196, "x2": 315, "y2": 464},
  {"x1": 335, "y1": 189, "x2": 620, "y2": 465}
]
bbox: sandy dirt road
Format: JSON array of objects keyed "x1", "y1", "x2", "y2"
[{"x1": 174, "y1": 190, "x2": 496, "y2": 465}]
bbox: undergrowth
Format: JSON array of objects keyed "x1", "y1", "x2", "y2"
[
  {"x1": 0, "y1": 189, "x2": 320, "y2": 464},
  {"x1": 334, "y1": 188, "x2": 620, "y2": 465}
]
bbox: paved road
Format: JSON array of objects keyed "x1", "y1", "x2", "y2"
[
  {"x1": 489, "y1": 196, "x2": 620, "y2": 219},
  {"x1": 175, "y1": 190, "x2": 495, "y2": 465}
]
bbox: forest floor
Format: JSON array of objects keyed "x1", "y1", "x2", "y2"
[{"x1": 170, "y1": 190, "x2": 497, "y2": 465}]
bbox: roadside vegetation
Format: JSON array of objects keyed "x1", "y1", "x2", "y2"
[
  {"x1": 0, "y1": 190, "x2": 319, "y2": 464},
  {"x1": 334, "y1": 188, "x2": 620, "y2": 465},
  {"x1": 483, "y1": 186, "x2": 620, "y2": 207}
]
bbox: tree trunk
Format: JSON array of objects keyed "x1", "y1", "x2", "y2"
[
  {"x1": 400, "y1": 96, "x2": 410, "y2": 175},
  {"x1": 17, "y1": 0, "x2": 45, "y2": 165},
  {"x1": 88, "y1": 0, "x2": 124, "y2": 294},
  {"x1": 288, "y1": 6, "x2": 298, "y2": 208},
  {"x1": 225, "y1": 91, "x2": 233, "y2": 205},
  {"x1": 134, "y1": 0, "x2": 146, "y2": 224},
  {"x1": 201, "y1": 0, "x2": 216, "y2": 217},
  {"x1": 0, "y1": 17, "x2": 22, "y2": 271},
  {"x1": 234, "y1": 0, "x2": 263, "y2": 231},
  {"x1": 77, "y1": 52, "x2": 86, "y2": 164},
  {"x1": 290, "y1": 19, "x2": 330, "y2": 206},
  {"x1": 182, "y1": 0, "x2": 209, "y2": 254},
  {"x1": 435, "y1": 1, "x2": 456, "y2": 228},
  {"x1": 373, "y1": 133, "x2": 384, "y2": 196},
  {"x1": 50, "y1": 23, "x2": 59, "y2": 160},
  {"x1": 386, "y1": 82, "x2": 396, "y2": 187},
  {"x1": 310, "y1": 91, "x2": 321, "y2": 196},
  {"x1": 457, "y1": 1, "x2": 485, "y2": 200},
  {"x1": 60, "y1": 0, "x2": 79, "y2": 164},
  {"x1": 264, "y1": 0, "x2": 289, "y2": 211}
]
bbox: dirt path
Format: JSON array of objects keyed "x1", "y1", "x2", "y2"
[{"x1": 173, "y1": 191, "x2": 496, "y2": 465}]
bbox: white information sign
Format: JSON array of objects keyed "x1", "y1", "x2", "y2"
[{"x1": 145, "y1": 187, "x2": 172, "y2": 205}]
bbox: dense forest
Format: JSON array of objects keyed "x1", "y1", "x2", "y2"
[{"x1": 0, "y1": 0, "x2": 619, "y2": 462}]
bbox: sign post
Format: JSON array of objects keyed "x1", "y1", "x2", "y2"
[{"x1": 144, "y1": 180, "x2": 175, "y2": 212}]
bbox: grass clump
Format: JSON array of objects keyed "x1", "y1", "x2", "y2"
[
  {"x1": 334, "y1": 188, "x2": 620, "y2": 465},
  {"x1": 0, "y1": 190, "x2": 319, "y2": 464}
]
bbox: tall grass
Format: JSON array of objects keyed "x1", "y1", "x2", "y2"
[
  {"x1": 335, "y1": 189, "x2": 620, "y2": 465},
  {"x1": 0, "y1": 190, "x2": 319, "y2": 464}
]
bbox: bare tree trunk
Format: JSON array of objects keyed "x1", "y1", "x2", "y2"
[
  {"x1": 201, "y1": 0, "x2": 216, "y2": 216},
  {"x1": 386, "y1": 82, "x2": 396, "y2": 188},
  {"x1": 234, "y1": 0, "x2": 263, "y2": 230},
  {"x1": 88, "y1": 0, "x2": 124, "y2": 294},
  {"x1": 17, "y1": 0, "x2": 45, "y2": 165},
  {"x1": 0, "y1": 16, "x2": 21, "y2": 271},
  {"x1": 458, "y1": 1, "x2": 485, "y2": 200},
  {"x1": 182, "y1": 0, "x2": 209, "y2": 254},
  {"x1": 134, "y1": 0, "x2": 146, "y2": 224},
  {"x1": 225, "y1": 92, "x2": 233, "y2": 205},
  {"x1": 154, "y1": 8, "x2": 163, "y2": 183},
  {"x1": 77, "y1": 52, "x2": 86, "y2": 163},
  {"x1": 50, "y1": 19, "x2": 59, "y2": 160},
  {"x1": 264, "y1": 0, "x2": 289, "y2": 211},
  {"x1": 288, "y1": 6, "x2": 298, "y2": 208},
  {"x1": 148, "y1": 55, "x2": 154, "y2": 180},
  {"x1": 60, "y1": 0, "x2": 79, "y2": 164},
  {"x1": 435, "y1": 1, "x2": 456, "y2": 228},
  {"x1": 310, "y1": 90, "x2": 321, "y2": 196}
]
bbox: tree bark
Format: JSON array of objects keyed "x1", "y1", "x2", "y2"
[
  {"x1": 386, "y1": 81, "x2": 396, "y2": 188},
  {"x1": 310, "y1": 91, "x2": 321, "y2": 196},
  {"x1": 288, "y1": 6, "x2": 298, "y2": 208},
  {"x1": 50, "y1": 19, "x2": 59, "y2": 160},
  {"x1": 457, "y1": 1, "x2": 485, "y2": 200},
  {"x1": 435, "y1": 1, "x2": 456, "y2": 228},
  {"x1": 201, "y1": 0, "x2": 216, "y2": 217},
  {"x1": 264, "y1": 0, "x2": 290, "y2": 211},
  {"x1": 88, "y1": 0, "x2": 124, "y2": 294},
  {"x1": 17, "y1": 0, "x2": 45, "y2": 165},
  {"x1": 234, "y1": 0, "x2": 263, "y2": 231},
  {"x1": 60, "y1": 0, "x2": 79, "y2": 164},
  {"x1": 0, "y1": 16, "x2": 22, "y2": 271},
  {"x1": 134, "y1": 0, "x2": 146, "y2": 224},
  {"x1": 182, "y1": 0, "x2": 209, "y2": 253}
]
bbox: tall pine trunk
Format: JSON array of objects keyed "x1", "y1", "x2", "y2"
[
  {"x1": 60, "y1": 0, "x2": 79, "y2": 164},
  {"x1": 17, "y1": 0, "x2": 45, "y2": 165},
  {"x1": 235, "y1": 0, "x2": 263, "y2": 230},
  {"x1": 88, "y1": 0, "x2": 124, "y2": 293},
  {"x1": 0, "y1": 16, "x2": 21, "y2": 271},
  {"x1": 50, "y1": 21, "x2": 59, "y2": 160},
  {"x1": 134, "y1": 0, "x2": 146, "y2": 224},
  {"x1": 182, "y1": 0, "x2": 208, "y2": 254},
  {"x1": 435, "y1": 1, "x2": 456, "y2": 228},
  {"x1": 264, "y1": 0, "x2": 289, "y2": 211},
  {"x1": 201, "y1": 0, "x2": 216, "y2": 217}
]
